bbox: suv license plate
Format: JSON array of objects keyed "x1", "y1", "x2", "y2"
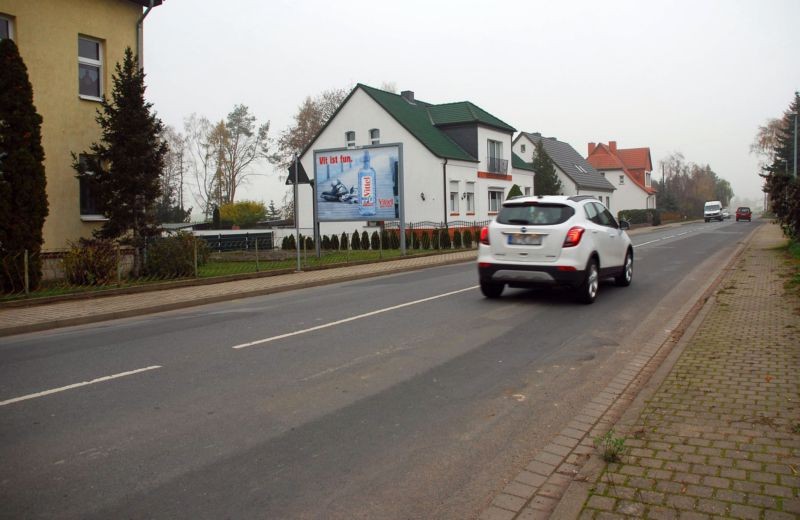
[{"x1": 509, "y1": 233, "x2": 542, "y2": 245}]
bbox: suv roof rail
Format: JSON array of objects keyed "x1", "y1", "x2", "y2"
[{"x1": 567, "y1": 195, "x2": 596, "y2": 202}]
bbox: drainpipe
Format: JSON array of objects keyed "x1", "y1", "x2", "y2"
[
  {"x1": 442, "y1": 158, "x2": 449, "y2": 229},
  {"x1": 136, "y1": 1, "x2": 157, "y2": 70}
]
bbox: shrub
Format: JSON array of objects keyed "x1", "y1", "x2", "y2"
[
  {"x1": 361, "y1": 230, "x2": 370, "y2": 250},
  {"x1": 431, "y1": 230, "x2": 440, "y2": 249},
  {"x1": 453, "y1": 230, "x2": 462, "y2": 248},
  {"x1": 330, "y1": 234, "x2": 339, "y2": 250},
  {"x1": 287, "y1": 234, "x2": 296, "y2": 250},
  {"x1": 421, "y1": 231, "x2": 430, "y2": 249},
  {"x1": 617, "y1": 209, "x2": 662, "y2": 226},
  {"x1": 440, "y1": 229, "x2": 451, "y2": 249},
  {"x1": 371, "y1": 231, "x2": 380, "y2": 250},
  {"x1": 145, "y1": 232, "x2": 207, "y2": 278},
  {"x1": 63, "y1": 239, "x2": 117, "y2": 286},
  {"x1": 305, "y1": 236, "x2": 314, "y2": 250},
  {"x1": 351, "y1": 230, "x2": 361, "y2": 250},
  {"x1": 281, "y1": 236, "x2": 289, "y2": 250},
  {"x1": 406, "y1": 231, "x2": 413, "y2": 249},
  {"x1": 322, "y1": 235, "x2": 331, "y2": 250},
  {"x1": 380, "y1": 230, "x2": 389, "y2": 249},
  {"x1": 340, "y1": 231, "x2": 349, "y2": 250},
  {"x1": 391, "y1": 231, "x2": 400, "y2": 249},
  {"x1": 463, "y1": 229, "x2": 473, "y2": 248}
]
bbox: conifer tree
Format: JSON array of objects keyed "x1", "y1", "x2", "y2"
[
  {"x1": 532, "y1": 140, "x2": 563, "y2": 195},
  {"x1": 0, "y1": 39, "x2": 49, "y2": 292},
  {"x1": 506, "y1": 184, "x2": 523, "y2": 199},
  {"x1": 73, "y1": 48, "x2": 166, "y2": 263}
]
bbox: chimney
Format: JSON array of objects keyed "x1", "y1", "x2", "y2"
[
  {"x1": 400, "y1": 90, "x2": 415, "y2": 104},
  {"x1": 609, "y1": 141, "x2": 617, "y2": 153},
  {"x1": 532, "y1": 132, "x2": 542, "y2": 137},
  {"x1": 588, "y1": 142, "x2": 596, "y2": 155}
]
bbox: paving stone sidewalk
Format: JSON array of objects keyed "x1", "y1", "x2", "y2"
[{"x1": 579, "y1": 224, "x2": 800, "y2": 519}]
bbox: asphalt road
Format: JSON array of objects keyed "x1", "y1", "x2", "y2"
[{"x1": 0, "y1": 219, "x2": 759, "y2": 519}]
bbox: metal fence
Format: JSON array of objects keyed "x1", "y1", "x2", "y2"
[{"x1": 1, "y1": 221, "x2": 491, "y2": 301}]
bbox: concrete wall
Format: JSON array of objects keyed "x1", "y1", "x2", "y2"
[{"x1": 3, "y1": 0, "x2": 142, "y2": 250}]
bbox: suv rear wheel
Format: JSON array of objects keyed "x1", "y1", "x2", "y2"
[
  {"x1": 575, "y1": 259, "x2": 599, "y2": 304},
  {"x1": 480, "y1": 281, "x2": 504, "y2": 299}
]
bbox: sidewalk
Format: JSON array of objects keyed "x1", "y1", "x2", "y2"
[
  {"x1": 480, "y1": 223, "x2": 799, "y2": 519},
  {"x1": 575, "y1": 223, "x2": 800, "y2": 519},
  {"x1": 0, "y1": 250, "x2": 475, "y2": 337}
]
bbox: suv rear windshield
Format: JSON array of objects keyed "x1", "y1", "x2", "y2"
[{"x1": 497, "y1": 203, "x2": 575, "y2": 226}]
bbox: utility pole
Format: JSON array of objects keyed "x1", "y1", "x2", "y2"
[{"x1": 793, "y1": 111, "x2": 797, "y2": 179}]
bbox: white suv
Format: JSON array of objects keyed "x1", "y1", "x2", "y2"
[{"x1": 477, "y1": 195, "x2": 633, "y2": 304}]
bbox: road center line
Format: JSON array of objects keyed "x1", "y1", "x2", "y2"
[
  {"x1": 0, "y1": 365, "x2": 162, "y2": 407},
  {"x1": 232, "y1": 286, "x2": 479, "y2": 350},
  {"x1": 633, "y1": 239, "x2": 661, "y2": 248}
]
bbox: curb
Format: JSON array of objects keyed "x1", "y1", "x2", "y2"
[{"x1": 478, "y1": 222, "x2": 763, "y2": 520}]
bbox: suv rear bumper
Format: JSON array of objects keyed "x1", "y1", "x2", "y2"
[{"x1": 478, "y1": 263, "x2": 584, "y2": 287}]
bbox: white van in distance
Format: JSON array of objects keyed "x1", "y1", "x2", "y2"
[{"x1": 704, "y1": 201, "x2": 724, "y2": 222}]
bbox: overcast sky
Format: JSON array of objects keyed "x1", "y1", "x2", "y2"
[{"x1": 143, "y1": 0, "x2": 800, "y2": 210}]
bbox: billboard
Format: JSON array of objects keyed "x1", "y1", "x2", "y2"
[{"x1": 314, "y1": 144, "x2": 401, "y2": 221}]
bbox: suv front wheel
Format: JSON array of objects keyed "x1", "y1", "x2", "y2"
[
  {"x1": 575, "y1": 259, "x2": 599, "y2": 304},
  {"x1": 615, "y1": 250, "x2": 633, "y2": 287}
]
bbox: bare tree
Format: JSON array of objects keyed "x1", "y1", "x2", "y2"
[
  {"x1": 750, "y1": 118, "x2": 784, "y2": 168},
  {"x1": 184, "y1": 113, "x2": 218, "y2": 219},
  {"x1": 380, "y1": 81, "x2": 398, "y2": 93},
  {"x1": 156, "y1": 125, "x2": 191, "y2": 222},
  {"x1": 219, "y1": 104, "x2": 270, "y2": 203},
  {"x1": 273, "y1": 87, "x2": 348, "y2": 169}
]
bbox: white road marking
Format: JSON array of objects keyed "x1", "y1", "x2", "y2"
[
  {"x1": 0, "y1": 366, "x2": 162, "y2": 407},
  {"x1": 232, "y1": 286, "x2": 479, "y2": 350},
  {"x1": 633, "y1": 239, "x2": 661, "y2": 248}
]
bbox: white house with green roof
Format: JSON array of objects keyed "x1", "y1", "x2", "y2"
[{"x1": 297, "y1": 84, "x2": 535, "y2": 236}]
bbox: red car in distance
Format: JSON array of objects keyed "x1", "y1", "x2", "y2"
[{"x1": 735, "y1": 207, "x2": 752, "y2": 222}]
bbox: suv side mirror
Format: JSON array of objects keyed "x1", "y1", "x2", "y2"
[{"x1": 619, "y1": 220, "x2": 630, "y2": 230}]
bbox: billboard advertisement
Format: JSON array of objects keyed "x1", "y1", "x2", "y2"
[{"x1": 314, "y1": 144, "x2": 401, "y2": 221}]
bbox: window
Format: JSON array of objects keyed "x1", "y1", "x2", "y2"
[
  {"x1": 520, "y1": 144, "x2": 526, "y2": 153},
  {"x1": 488, "y1": 188, "x2": 504, "y2": 213},
  {"x1": 345, "y1": 131, "x2": 356, "y2": 148},
  {"x1": 369, "y1": 129, "x2": 380, "y2": 145},
  {"x1": 524, "y1": 187, "x2": 531, "y2": 196},
  {"x1": 497, "y1": 202, "x2": 575, "y2": 226},
  {"x1": 0, "y1": 15, "x2": 13, "y2": 40},
  {"x1": 465, "y1": 182, "x2": 475, "y2": 213},
  {"x1": 605, "y1": 196, "x2": 611, "y2": 209},
  {"x1": 78, "y1": 154, "x2": 102, "y2": 217},
  {"x1": 645, "y1": 172, "x2": 651, "y2": 187},
  {"x1": 449, "y1": 181, "x2": 459, "y2": 213},
  {"x1": 78, "y1": 36, "x2": 102, "y2": 100},
  {"x1": 487, "y1": 140, "x2": 506, "y2": 173},
  {"x1": 619, "y1": 175, "x2": 625, "y2": 185}
]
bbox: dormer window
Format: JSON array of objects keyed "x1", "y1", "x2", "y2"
[
  {"x1": 345, "y1": 131, "x2": 355, "y2": 149},
  {"x1": 369, "y1": 129, "x2": 380, "y2": 145}
]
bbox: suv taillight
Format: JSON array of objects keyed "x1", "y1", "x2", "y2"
[
  {"x1": 563, "y1": 226, "x2": 585, "y2": 247},
  {"x1": 480, "y1": 226, "x2": 490, "y2": 245}
]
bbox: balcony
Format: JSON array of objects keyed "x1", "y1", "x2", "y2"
[{"x1": 487, "y1": 156, "x2": 508, "y2": 174}]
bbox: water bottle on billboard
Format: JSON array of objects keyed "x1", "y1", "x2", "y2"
[{"x1": 358, "y1": 150, "x2": 377, "y2": 216}]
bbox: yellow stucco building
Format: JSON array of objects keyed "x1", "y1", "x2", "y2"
[{"x1": 0, "y1": 0, "x2": 161, "y2": 249}]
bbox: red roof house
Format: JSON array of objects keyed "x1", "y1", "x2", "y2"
[{"x1": 586, "y1": 141, "x2": 656, "y2": 210}]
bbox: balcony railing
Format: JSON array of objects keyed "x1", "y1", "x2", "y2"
[{"x1": 487, "y1": 156, "x2": 508, "y2": 174}]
